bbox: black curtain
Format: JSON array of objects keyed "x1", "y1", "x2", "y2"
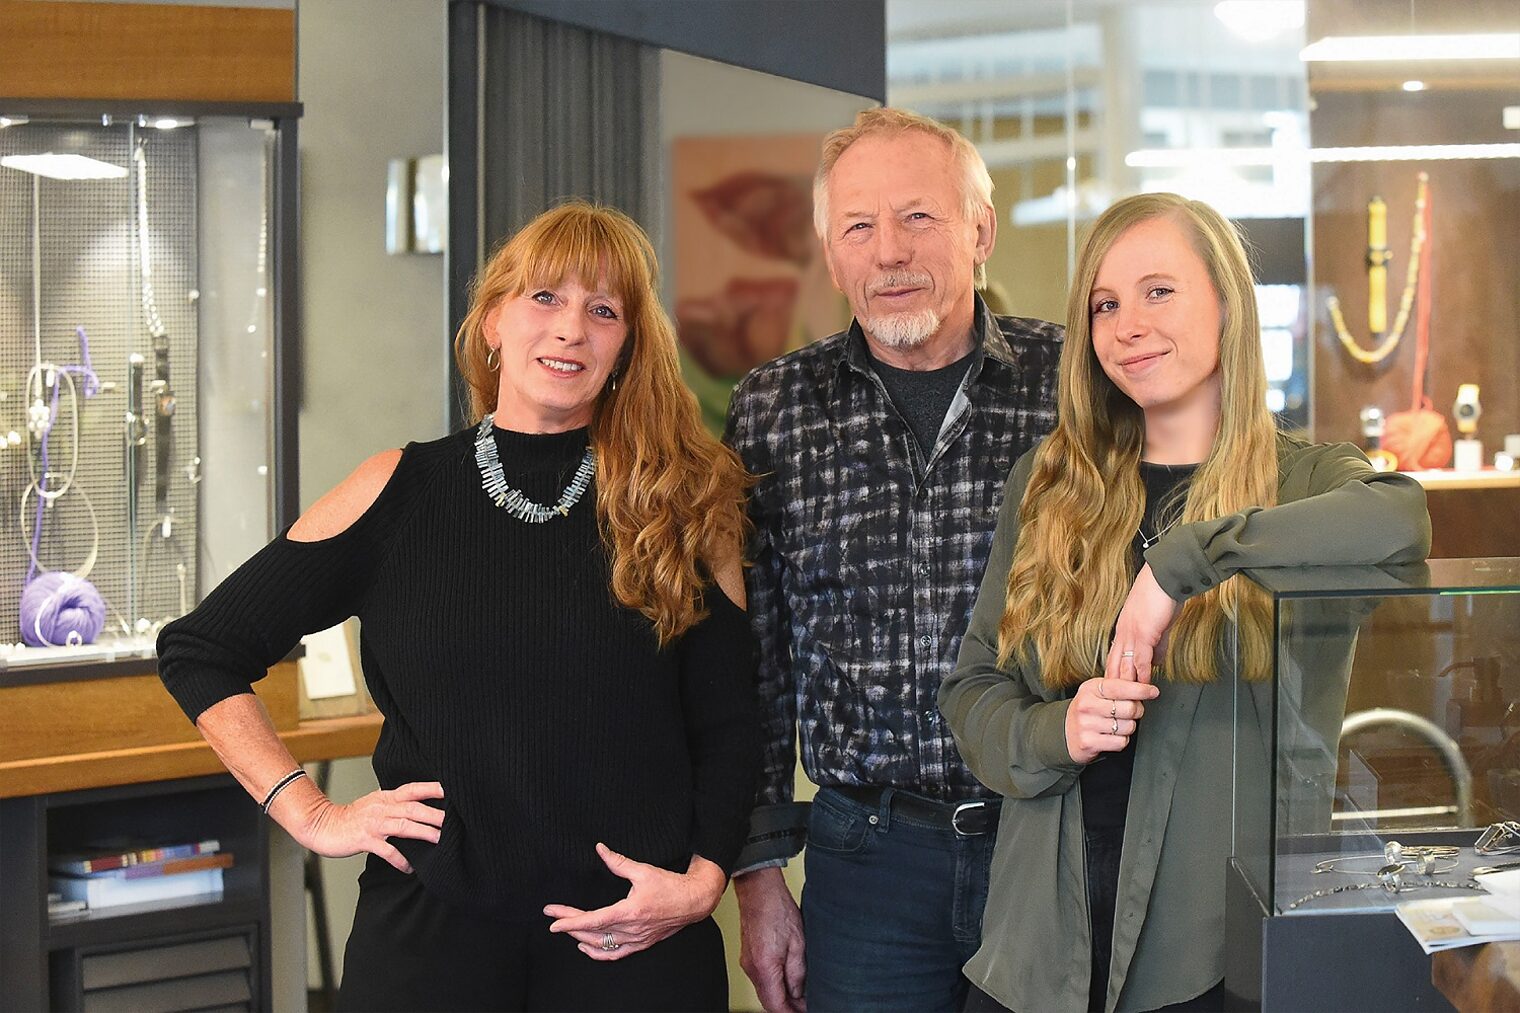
[{"x1": 447, "y1": 4, "x2": 658, "y2": 427}]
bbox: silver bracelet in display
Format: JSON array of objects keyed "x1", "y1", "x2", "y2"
[{"x1": 1286, "y1": 866, "x2": 1477, "y2": 912}]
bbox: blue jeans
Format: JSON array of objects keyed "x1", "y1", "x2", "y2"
[{"x1": 802, "y1": 787, "x2": 997, "y2": 1013}]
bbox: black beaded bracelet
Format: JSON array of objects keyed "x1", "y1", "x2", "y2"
[{"x1": 261, "y1": 768, "x2": 308, "y2": 814}]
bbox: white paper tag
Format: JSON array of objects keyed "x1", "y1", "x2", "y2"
[{"x1": 298, "y1": 623, "x2": 358, "y2": 700}]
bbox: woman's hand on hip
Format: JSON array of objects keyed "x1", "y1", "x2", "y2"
[
  {"x1": 1065, "y1": 676, "x2": 1159, "y2": 765},
  {"x1": 544, "y1": 844, "x2": 727, "y2": 960},
  {"x1": 1105, "y1": 563, "x2": 1180, "y2": 684},
  {"x1": 285, "y1": 780, "x2": 445, "y2": 874}
]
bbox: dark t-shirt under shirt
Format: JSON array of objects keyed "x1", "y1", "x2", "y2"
[{"x1": 868, "y1": 347, "x2": 976, "y2": 472}]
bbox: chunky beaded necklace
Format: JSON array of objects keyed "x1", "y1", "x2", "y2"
[{"x1": 473, "y1": 415, "x2": 595, "y2": 523}]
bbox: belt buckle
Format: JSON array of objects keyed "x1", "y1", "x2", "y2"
[{"x1": 951, "y1": 800, "x2": 989, "y2": 836}]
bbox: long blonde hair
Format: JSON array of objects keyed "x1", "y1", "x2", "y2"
[
  {"x1": 454, "y1": 201, "x2": 751, "y2": 644},
  {"x1": 996, "y1": 193, "x2": 1277, "y2": 686}
]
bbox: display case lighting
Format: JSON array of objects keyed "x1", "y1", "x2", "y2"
[
  {"x1": 1301, "y1": 33, "x2": 1520, "y2": 62},
  {"x1": 1402, "y1": 80, "x2": 1427, "y2": 92},
  {"x1": 0, "y1": 153, "x2": 129, "y2": 180},
  {"x1": 0, "y1": 115, "x2": 28, "y2": 128},
  {"x1": 135, "y1": 115, "x2": 192, "y2": 130}
]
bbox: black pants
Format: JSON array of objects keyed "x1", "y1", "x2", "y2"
[{"x1": 336, "y1": 857, "x2": 728, "y2": 1012}]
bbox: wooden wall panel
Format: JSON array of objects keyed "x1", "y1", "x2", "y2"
[
  {"x1": 0, "y1": 662, "x2": 299, "y2": 764},
  {"x1": 0, "y1": 1, "x2": 295, "y2": 103},
  {"x1": 1306, "y1": 0, "x2": 1520, "y2": 560},
  {"x1": 1309, "y1": 89, "x2": 1520, "y2": 450}
]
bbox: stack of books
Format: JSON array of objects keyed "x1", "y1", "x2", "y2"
[{"x1": 48, "y1": 839, "x2": 232, "y2": 914}]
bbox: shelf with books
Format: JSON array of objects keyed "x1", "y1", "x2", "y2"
[{"x1": 0, "y1": 773, "x2": 272, "y2": 1011}]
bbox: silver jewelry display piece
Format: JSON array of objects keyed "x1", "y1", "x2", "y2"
[
  {"x1": 1286, "y1": 869, "x2": 1478, "y2": 911},
  {"x1": 1313, "y1": 854, "x2": 1457, "y2": 877},
  {"x1": 1477, "y1": 821, "x2": 1520, "y2": 855},
  {"x1": 474, "y1": 415, "x2": 595, "y2": 523},
  {"x1": 600, "y1": 932, "x2": 619, "y2": 952},
  {"x1": 1312, "y1": 841, "x2": 1460, "y2": 878}
]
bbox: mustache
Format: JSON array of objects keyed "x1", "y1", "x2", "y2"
[{"x1": 868, "y1": 271, "x2": 932, "y2": 297}]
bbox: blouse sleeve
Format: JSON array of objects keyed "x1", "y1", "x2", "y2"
[
  {"x1": 938, "y1": 448, "x2": 1085, "y2": 800},
  {"x1": 1144, "y1": 442, "x2": 1431, "y2": 601},
  {"x1": 678, "y1": 585, "x2": 764, "y2": 875},
  {"x1": 157, "y1": 446, "x2": 419, "y2": 723}
]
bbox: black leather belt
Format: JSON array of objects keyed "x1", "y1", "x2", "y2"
[{"x1": 831, "y1": 785, "x2": 1000, "y2": 837}]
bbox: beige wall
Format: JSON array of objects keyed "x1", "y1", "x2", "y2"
[{"x1": 295, "y1": 0, "x2": 449, "y2": 995}]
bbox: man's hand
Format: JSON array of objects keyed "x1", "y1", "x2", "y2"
[{"x1": 735, "y1": 865, "x2": 807, "y2": 1012}]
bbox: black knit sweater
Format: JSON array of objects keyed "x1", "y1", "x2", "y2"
[{"x1": 159, "y1": 426, "x2": 761, "y2": 920}]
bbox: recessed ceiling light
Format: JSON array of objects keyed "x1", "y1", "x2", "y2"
[{"x1": 1402, "y1": 80, "x2": 1427, "y2": 92}]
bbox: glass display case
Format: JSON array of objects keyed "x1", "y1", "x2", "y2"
[
  {"x1": 0, "y1": 101, "x2": 297, "y2": 681},
  {"x1": 1226, "y1": 557, "x2": 1520, "y2": 1008}
]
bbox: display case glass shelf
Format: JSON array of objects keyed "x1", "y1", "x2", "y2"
[
  {"x1": 0, "y1": 103, "x2": 296, "y2": 678},
  {"x1": 1232, "y1": 557, "x2": 1520, "y2": 917}
]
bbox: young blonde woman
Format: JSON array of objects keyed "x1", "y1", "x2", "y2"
[
  {"x1": 159, "y1": 202, "x2": 759, "y2": 1011},
  {"x1": 940, "y1": 193, "x2": 1429, "y2": 1013}
]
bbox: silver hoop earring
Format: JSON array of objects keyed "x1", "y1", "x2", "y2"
[
  {"x1": 485, "y1": 347, "x2": 500, "y2": 371},
  {"x1": 609, "y1": 373, "x2": 619, "y2": 393}
]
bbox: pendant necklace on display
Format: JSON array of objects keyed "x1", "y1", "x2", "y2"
[{"x1": 473, "y1": 415, "x2": 594, "y2": 523}]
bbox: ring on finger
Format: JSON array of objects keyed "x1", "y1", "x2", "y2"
[
  {"x1": 600, "y1": 932, "x2": 620, "y2": 952},
  {"x1": 1111, "y1": 717, "x2": 1119, "y2": 735},
  {"x1": 1121, "y1": 650, "x2": 1135, "y2": 659},
  {"x1": 1096, "y1": 680, "x2": 1107, "y2": 700},
  {"x1": 1110, "y1": 700, "x2": 1117, "y2": 719}
]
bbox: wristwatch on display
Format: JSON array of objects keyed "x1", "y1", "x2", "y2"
[
  {"x1": 1453, "y1": 383, "x2": 1481, "y2": 436},
  {"x1": 1359, "y1": 405, "x2": 1399, "y2": 473}
]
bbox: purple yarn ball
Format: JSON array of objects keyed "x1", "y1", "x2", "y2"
[{"x1": 20, "y1": 572, "x2": 106, "y2": 648}]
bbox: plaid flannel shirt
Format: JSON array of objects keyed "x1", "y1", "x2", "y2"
[{"x1": 723, "y1": 297, "x2": 1061, "y2": 864}]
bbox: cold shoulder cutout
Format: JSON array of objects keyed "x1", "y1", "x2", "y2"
[{"x1": 289, "y1": 449, "x2": 403, "y2": 542}]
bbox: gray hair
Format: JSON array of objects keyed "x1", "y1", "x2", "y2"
[{"x1": 813, "y1": 107, "x2": 995, "y2": 286}]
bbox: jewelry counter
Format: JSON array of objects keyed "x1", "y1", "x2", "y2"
[
  {"x1": 1224, "y1": 558, "x2": 1520, "y2": 1010},
  {"x1": 0, "y1": 99, "x2": 308, "y2": 1011}
]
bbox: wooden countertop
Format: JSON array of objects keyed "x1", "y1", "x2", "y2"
[
  {"x1": 0, "y1": 713, "x2": 382, "y2": 799},
  {"x1": 1409, "y1": 469, "x2": 1520, "y2": 491},
  {"x1": 1434, "y1": 941, "x2": 1520, "y2": 1012}
]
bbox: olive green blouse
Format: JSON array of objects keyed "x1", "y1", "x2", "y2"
[{"x1": 939, "y1": 435, "x2": 1431, "y2": 1012}]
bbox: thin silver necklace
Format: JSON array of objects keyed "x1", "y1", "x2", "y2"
[
  {"x1": 1138, "y1": 513, "x2": 1180, "y2": 550},
  {"x1": 473, "y1": 415, "x2": 595, "y2": 523}
]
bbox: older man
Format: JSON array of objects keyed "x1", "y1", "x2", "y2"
[{"x1": 723, "y1": 108, "x2": 1062, "y2": 1012}]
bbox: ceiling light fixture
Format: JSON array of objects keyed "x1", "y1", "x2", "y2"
[
  {"x1": 1125, "y1": 143, "x2": 1520, "y2": 167},
  {"x1": 1213, "y1": 1, "x2": 1304, "y2": 44},
  {"x1": 1301, "y1": 33, "x2": 1520, "y2": 62}
]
